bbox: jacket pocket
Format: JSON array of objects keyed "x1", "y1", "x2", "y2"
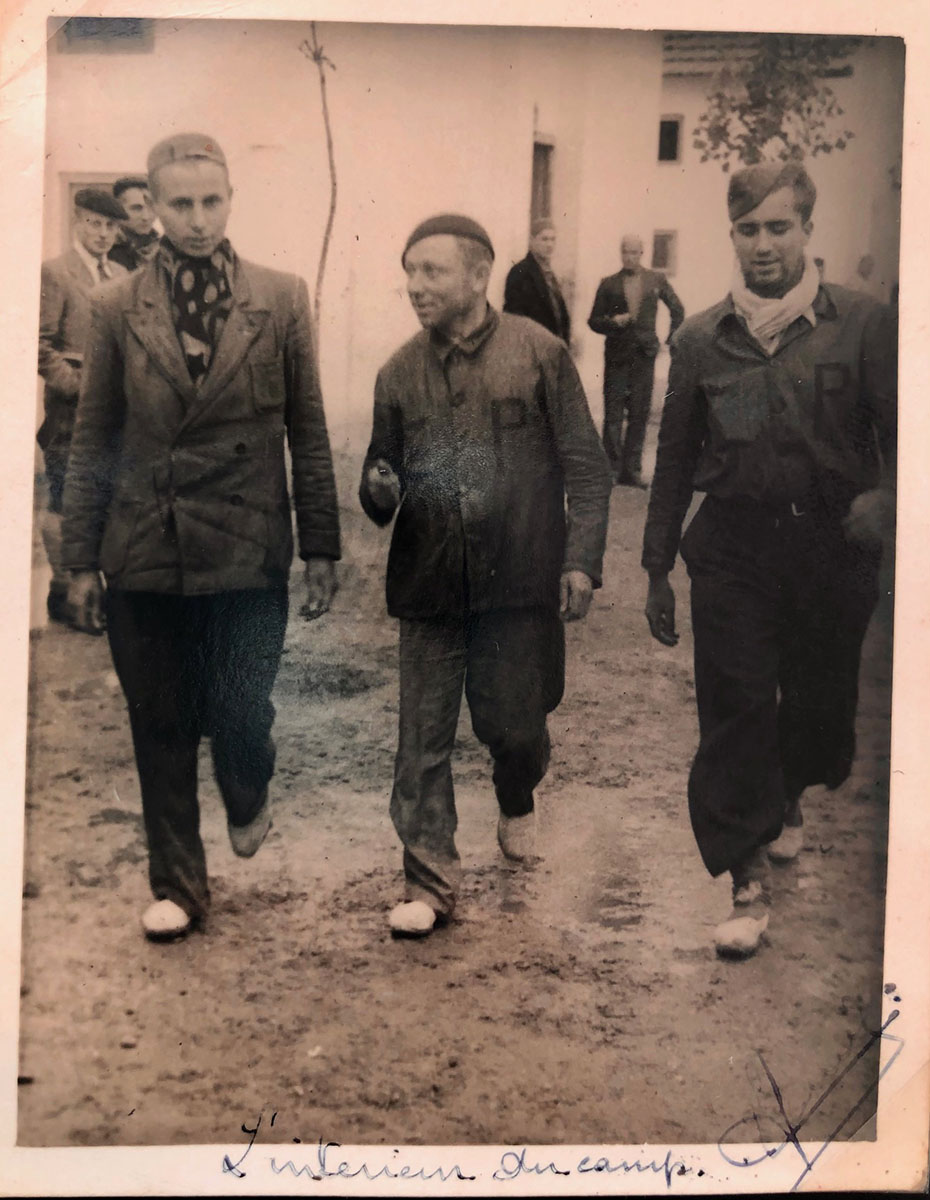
[
  {"x1": 250, "y1": 359, "x2": 286, "y2": 412},
  {"x1": 704, "y1": 370, "x2": 770, "y2": 444},
  {"x1": 99, "y1": 500, "x2": 143, "y2": 577}
]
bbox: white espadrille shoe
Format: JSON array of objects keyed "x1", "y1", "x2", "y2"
[{"x1": 388, "y1": 900, "x2": 437, "y2": 937}]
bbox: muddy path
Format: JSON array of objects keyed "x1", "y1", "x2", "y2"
[{"x1": 17, "y1": 436, "x2": 891, "y2": 1150}]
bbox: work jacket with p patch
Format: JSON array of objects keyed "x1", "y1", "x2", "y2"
[{"x1": 360, "y1": 308, "x2": 612, "y2": 620}]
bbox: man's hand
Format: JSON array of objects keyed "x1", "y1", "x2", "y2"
[
  {"x1": 560, "y1": 570, "x2": 594, "y2": 622},
  {"x1": 301, "y1": 557, "x2": 337, "y2": 621},
  {"x1": 67, "y1": 570, "x2": 106, "y2": 636},
  {"x1": 645, "y1": 573, "x2": 679, "y2": 646},
  {"x1": 843, "y1": 488, "x2": 895, "y2": 547},
  {"x1": 365, "y1": 458, "x2": 401, "y2": 512},
  {"x1": 611, "y1": 313, "x2": 633, "y2": 328}
]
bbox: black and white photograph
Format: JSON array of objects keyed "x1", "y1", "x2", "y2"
[{"x1": 1, "y1": 0, "x2": 928, "y2": 1193}]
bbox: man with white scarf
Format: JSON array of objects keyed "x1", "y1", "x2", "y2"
[{"x1": 641, "y1": 161, "x2": 896, "y2": 958}]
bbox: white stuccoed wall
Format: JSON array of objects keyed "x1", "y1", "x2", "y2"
[{"x1": 42, "y1": 20, "x2": 665, "y2": 446}]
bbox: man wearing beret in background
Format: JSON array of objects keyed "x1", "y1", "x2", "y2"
[
  {"x1": 503, "y1": 218, "x2": 572, "y2": 344},
  {"x1": 589, "y1": 234, "x2": 685, "y2": 489},
  {"x1": 61, "y1": 133, "x2": 341, "y2": 941},
  {"x1": 109, "y1": 176, "x2": 160, "y2": 273},
  {"x1": 37, "y1": 187, "x2": 129, "y2": 625},
  {"x1": 643, "y1": 161, "x2": 896, "y2": 958},
  {"x1": 360, "y1": 213, "x2": 611, "y2": 937}
]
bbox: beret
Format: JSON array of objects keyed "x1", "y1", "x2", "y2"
[
  {"x1": 74, "y1": 187, "x2": 127, "y2": 221},
  {"x1": 402, "y1": 214, "x2": 494, "y2": 264},
  {"x1": 727, "y1": 160, "x2": 816, "y2": 222},
  {"x1": 531, "y1": 217, "x2": 555, "y2": 236},
  {"x1": 147, "y1": 132, "x2": 227, "y2": 178},
  {"x1": 113, "y1": 175, "x2": 150, "y2": 199}
]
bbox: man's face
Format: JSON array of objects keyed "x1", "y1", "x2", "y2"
[
  {"x1": 730, "y1": 186, "x2": 812, "y2": 298},
  {"x1": 120, "y1": 186, "x2": 156, "y2": 237},
  {"x1": 75, "y1": 208, "x2": 121, "y2": 258},
  {"x1": 621, "y1": 239, "x2": 643, "y2": 271},
  {"x1": 530, "y1": 228, "x2": 556, "y2": 263},
  {"x1": 151, "y1": 159, "x2": 232, "y2": 258},
  {"x1": 404, "y1": 235, "x2": 486, "y2": 332}
]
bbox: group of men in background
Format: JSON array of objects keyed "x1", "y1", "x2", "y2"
[
  {"x1": 35, "y1": 137, "x2": 895, "y2": 961},
  {"x1": 504, "y1": 220, "x2": 684, "y2": 488}
]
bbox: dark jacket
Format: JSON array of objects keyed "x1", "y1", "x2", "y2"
[
  {"x1": 503, "y1": 253, "x2": 571, "y2": 343},
  {"x1": 643, "y1": 284, "x2": 897, "y2": 576},
  {"x1": 61, "y1": 253, "x2": 341, "y2": 593},
  {"x1": 37, "y1": 249, "x2": 129, "y2": 456},
  {"x1": 588, "y1": 267, "x2": 684, "y2": 369},
  {"x1": 359, "y1": 309, "x2": 611, "y2": 620},
  {"x1": 109, "y1": 228, "x2": 161, "y2": 273}
]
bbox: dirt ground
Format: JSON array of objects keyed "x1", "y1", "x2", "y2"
[{"x1": 17, "y1": 417, "x2": 892, "y2": 1154}]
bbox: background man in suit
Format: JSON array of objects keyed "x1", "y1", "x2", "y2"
[
  {"x1": 360, "y1": 213, "x2": 610, "y2": 939},
  {"x1": 109, "y1": 176, "x2": 160, "y2": 272},
  {"x1": 61, "y1": 133, "x2": 341, "y2": 942},
  {"x1": 588, "y1": 233, "x2": 685, "y2": 488},
  {"x1": 503, "y1": 217, "x2": 571, "y2": 343},
  {"x1": 37, "y1": 187, "x2": 129, "y2": 625}
]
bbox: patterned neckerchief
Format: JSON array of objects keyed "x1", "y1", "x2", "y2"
[{"x1": 159, "y1": 237, "x2": 235, "y2": 384}]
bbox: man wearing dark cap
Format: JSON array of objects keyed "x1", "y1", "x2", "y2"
[
  {"x1": 588, "y1": 234, "x2": 685, "y2": 488},
  {"x1": 503, "y1": 218, "x2": 571, "y2": 343},
  {"x1": 37, "y1": 187, "x2": 129, "y2": 624},
  {"x1": 360, "y1": 213, "x2": 611, "y2": 937},
  {"x1": 643, "y1": 161, "x2": 896, "y2": 958},
  {"x1": 109, "y1": 176, "x2": 159, "y2": 272},
  {"x1": 61, "y1": 133, "x2": 341, "y2": 941}
]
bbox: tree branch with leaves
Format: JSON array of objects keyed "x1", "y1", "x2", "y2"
[{"x1": 693, "y1": 35, "x2": 860, "y2": 171}]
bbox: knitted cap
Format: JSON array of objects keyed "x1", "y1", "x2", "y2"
[{"x1": 402, "y1": 214, "x2": 495, "y2": 265}]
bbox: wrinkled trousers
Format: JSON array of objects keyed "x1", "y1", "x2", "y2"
[
  {"x1": 106, "y1": 587, "x2": 288, "y2": 919},
  {"x1": 681, "y1": 495, "x2": 881, "y2": 877},
  {"x1": 391, "y1": 608, "x2": 565, "y2": 914},
  {"x1": 602, "y1": 351, "x2": 656, "y2": 479}
]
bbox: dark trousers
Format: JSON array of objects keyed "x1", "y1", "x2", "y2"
[
  {"x1": 390, "y1": 608, "x2": 565, "y2": 914},
  {"x1": 680, "y1": 496, "x2": 881, "y2": 877},
  {"x1": 602, "y1": 352, "x2": 656, "y2": 479},
  {"x1": 106, "y1": 587, "x2": 289, "y2": 919}
]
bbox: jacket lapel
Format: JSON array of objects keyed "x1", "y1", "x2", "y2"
[
  {"x1": 181, "y1": 263, "x2": 270, "y2": 428},
  {"x1": 65, "y1": 248, "x2": 95, "y2": 296},
  {"x1": 125, "y1": 264, "x2": 197, "y2": 404}
]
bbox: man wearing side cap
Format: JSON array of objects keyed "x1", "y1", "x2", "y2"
[
  {"x1": 642, "y1": 161, "x2": 896, "y2": 958},
  {"x1": 109, "y1": 176, "x2": 160, "y2": 272},
  {"x1": 503, "y1": 218, "x2": 571, "y2": 343},
  {"x1": 37, "y1": 187, "x2": 129, "y2": 625},
  {"x1": 61, "y1": 133, "x2": 340, "y2": 941},
  {"x1": 360, "y1": 214, "x2": 611, "y2": 937}
]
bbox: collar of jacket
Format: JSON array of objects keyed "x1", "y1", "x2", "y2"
[
  {"x1": 429, "y1": 303, "x2": 499, "y2": 363},
  {"x1": 126, "y1": 248, "x2": 271, "y2": 413},
  {"x1": 715, "y1": 283, "x2": 839, "y2": 335}
]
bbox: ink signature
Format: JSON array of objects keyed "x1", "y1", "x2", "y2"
[{"x1": 718, "y1": 1001, "x2": 904, "y2": 1191}]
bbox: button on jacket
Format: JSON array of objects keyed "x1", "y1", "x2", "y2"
[
  {"x1": 360, "y1": 308, "x2": 611, "y2": 619},
  {"x1": 61, "y1": 252, "x2": 341, "y2": 593},
  {"x1": 643, "y1": 284, "x2": 897, "y2": 576}
]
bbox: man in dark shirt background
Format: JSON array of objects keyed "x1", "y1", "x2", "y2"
[
  {"x1": 360, "y1": 214, "x2": 610, "y2": 939},
  {"x1": 642, "y1": 162, "x2": 896, "y2": 959},
  {"x1": 109, "y1": 176, "x2": 160, "y2": 272},
  {"x1": 503, "y1": 217, "x2": 571, "y2": 343},
  {"x1": 589, "y1": 234, "x2": 684, "y2": 488}
]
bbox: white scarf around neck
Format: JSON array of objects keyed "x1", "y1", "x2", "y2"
[{"x1": 730, "y1": 255, "x2": 820, "y2": 355}]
